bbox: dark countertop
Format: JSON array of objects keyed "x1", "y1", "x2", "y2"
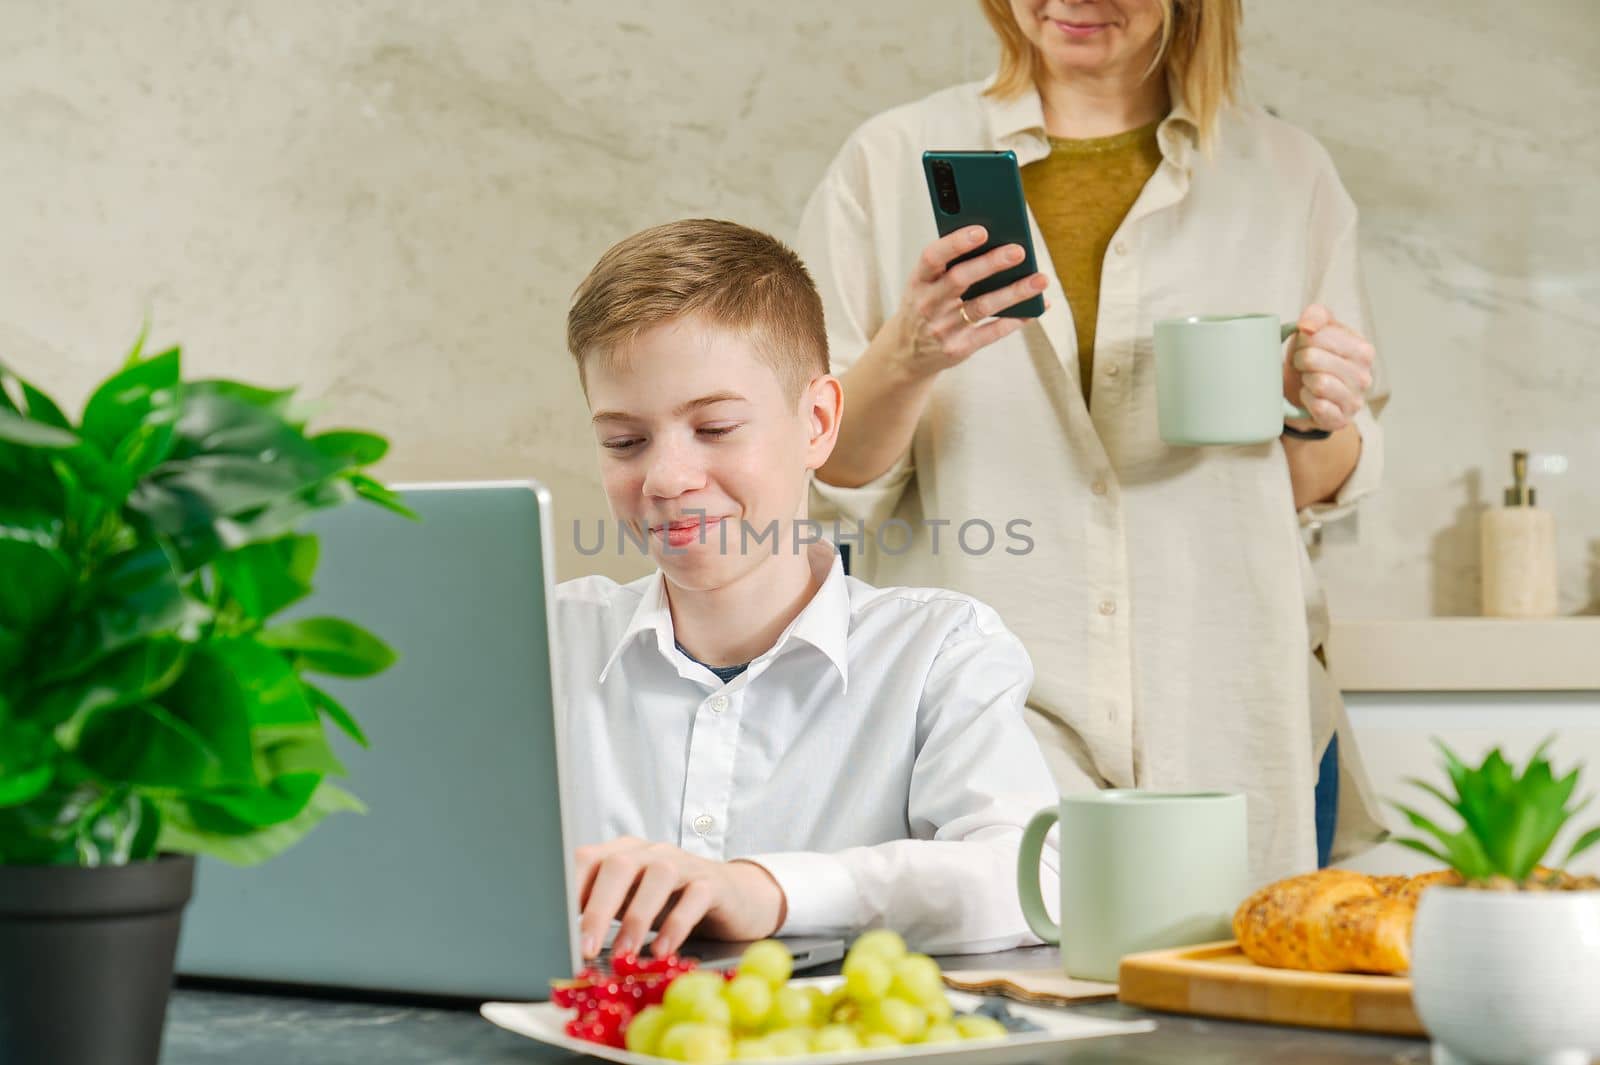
[{"x1": 163, "y1": 946, "x2": 1432, "y2": 1065}]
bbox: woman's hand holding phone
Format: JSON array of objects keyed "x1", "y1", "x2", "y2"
[{"x1": 884, "y1": 225, "x2": 1050, "y2": 381}]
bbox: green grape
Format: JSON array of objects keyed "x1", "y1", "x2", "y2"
[
  {"x1": 765, "y1": 985, "x2": 813, "y2": 1030},
  {"x1": 811, "y1": 1024, "x2": 863, "y2": 1054},
  {"x1": 686, "y1": 994, "x2": 733, "y2": 1028},
  {"x1": 625, "y1": 1005, "x2": 671, "y2": 1056},
  {"x1": 842, "y1": 953, "x2": 891, "y2": 1002},
  {"x1": 861, "y1": 998, "x2": 926, "y2": 1043},
  {"x1": 723, "y1": 974, "x2": 774, "y2": 1029},
  {"x1": 921, "y1": 1022, "x2": 960, "y2": 1045},
  {"x1": 888, "y1": 954, "x2": 944, "y2": 1007},
  {"x1": 733, "y1": 1037, "x2": 775, "y2": 1061},
  {"x1": 815, "y1": 986, "x2": 847, "y2": 1025},
  {"x1": 861, "y1": 1032, "x2": 901, "y2": 1049},
  {"x1": 738, "y1": 939, "x2": 794, "y2": 987},
  {"x1": 847, "y1": 929, "x2": 908, "y2": 965},
  {"x1": 922, "y1": 995, "x2": 954, "y2": 1025},
  {"x1": 954, "y1": 1015, "x2": 1008, "y2": 1041},
  {"x1": 665, "y1": 972, "x2": 729, "y2": 1020},
  {"x1": 764, "y1": 1028, "x2": 813, "y2": 1058},
  {"x1": 658, "y1": 1023, "x2": 734, "y2": 1064}
]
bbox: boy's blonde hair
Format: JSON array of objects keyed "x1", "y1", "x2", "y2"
[
  {"x1": 567, "y1": 219, "x2": 829, "y2": 400},
  {"x1": 979, "y1": 0, "x2": 1242, "y2": 151}
]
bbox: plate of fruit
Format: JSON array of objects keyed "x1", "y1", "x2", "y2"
[{"x1": 481, "y1": 932, "x2": 1152, "y2": 1063}]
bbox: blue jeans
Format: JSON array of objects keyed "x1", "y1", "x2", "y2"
[{"x1": 1315, "y1": 733, "x2": 1340, "y2": 868}]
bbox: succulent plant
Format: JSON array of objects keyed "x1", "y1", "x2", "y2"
[{"x1": 1393, "y1": 739, "x2": 1600, "y2": 888}]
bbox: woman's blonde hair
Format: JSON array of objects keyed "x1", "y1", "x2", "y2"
[{"x1": 979, "y1": 0, "x2": 1242, "y2": 148}]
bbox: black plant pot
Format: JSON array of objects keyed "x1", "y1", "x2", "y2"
[{"x1": 0, "y1": 854, "x2": 195, "y2": 1065}]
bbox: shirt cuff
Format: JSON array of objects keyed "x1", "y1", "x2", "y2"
[
  {"x1": 1298, "y1": 403, "x2": 1383, "y2": 526},
  {"x1": 809, "y1": 450, "x2": 914, "y2": 531},
  {"x1": 741, "y1": 851, "x2": 863, "y2": 937}
]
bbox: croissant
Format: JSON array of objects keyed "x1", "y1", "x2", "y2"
[{"x1": 1232, "y1": 868, "x2": 1463, "y2": 974}]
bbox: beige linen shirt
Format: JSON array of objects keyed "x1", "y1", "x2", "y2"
[{"x1": 798, "y1": 78, "x2": 1390, "y2": 887}]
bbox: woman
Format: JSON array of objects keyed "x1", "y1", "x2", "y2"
[{"x1": 798, "y1": 0, "x2": 1389, "y2": 884}]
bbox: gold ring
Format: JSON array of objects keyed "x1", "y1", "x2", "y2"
[{"x1": 958, "y1": 304, "x2": 976, "y2": 326}]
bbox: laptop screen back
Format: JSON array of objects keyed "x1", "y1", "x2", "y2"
[{"x1": 176, "y1": 481, "x2": 576, "y2": 1000}]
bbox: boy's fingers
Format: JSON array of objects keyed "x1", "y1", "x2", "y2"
[
  {"x1": 614, "y1": 863, "x2": 681, "y2": 956},
  {"x1": 652, "y1": 879, "x2": 717, "y2": 958},
  {"x1": 575, "y1": 836, "x2": 645, "y2": 908},
  {"x1": 578, "y1": 856, "x2": 644, "y2": 958}
]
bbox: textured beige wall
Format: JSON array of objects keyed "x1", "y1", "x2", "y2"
[{"x1": 4, "y1": 1, "x2": 1597, "y2": 615}]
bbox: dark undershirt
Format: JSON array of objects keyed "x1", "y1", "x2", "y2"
[{"x1": 674, "y1": 639, "x2": 749, "y2": 684}]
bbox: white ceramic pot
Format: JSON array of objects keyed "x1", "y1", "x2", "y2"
[{"x1": 1411, "y1": 886, "x2": 1600, "y2": 1065}]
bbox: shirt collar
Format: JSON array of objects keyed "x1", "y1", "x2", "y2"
[
  {"x1": 596, "y1": 570, "x2": 678, "y2": 685},
  {"x1": 775, "y1": 540, "x2": 852, "y2": 692},
  {"x1": 595, "y1": 540, "x2": 852, "y2": 692},
  {"x1": 980, "y1": 71, "x2": 1200, "y2": 171}
]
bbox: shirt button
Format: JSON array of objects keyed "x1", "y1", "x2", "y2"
[
  {"x1": 1106, "y1": 364, "x2": 1120, "y2": 377},
  {"x1": 1113, "y1": 241, "x2": 1128, "y2": 256},
  {"x1": 1098, "y1": 599, "x2": 1117, "y2": 616},
  {"x1": 692, "y1": 814, "x2": 715, "y2": 835},
  {"x1": 709, "y1": 694, "x2": 729, "y2": 713},
  {"x1": 1091, "y1": 480, "x2": 1108, "y2": 496}
]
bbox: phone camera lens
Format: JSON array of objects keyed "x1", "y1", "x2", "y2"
[{"x1": 933, "y1": 161, "x2": 961, "y2": 214}]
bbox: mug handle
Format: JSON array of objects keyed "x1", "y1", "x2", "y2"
[
  {"x1": 1280, "y1": 322, "x2": 1312, "y2": 422},
  {"x1": 1017, "y1": 807, "x2": 1061, "y2": 945}
]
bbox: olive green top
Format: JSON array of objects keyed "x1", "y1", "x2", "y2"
[{"x1": 1022, "y1": 118, "x2": 1164, "y2": 404}]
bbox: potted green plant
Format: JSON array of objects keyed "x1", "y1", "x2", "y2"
[
  {"x1": 1394, "y1": 741, "x2": 1600, "y2": 1065},
  {"x1": 0, "y1": 335, "x2": 408, "y2": 1065}
]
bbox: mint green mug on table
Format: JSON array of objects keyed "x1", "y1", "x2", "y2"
[
  {"x1": 1016, "y1": 791, "x2": 1249, "y2": 983},
  {"x1": 1154, "y1": 314, "x2": 1309, "y2": 446}
]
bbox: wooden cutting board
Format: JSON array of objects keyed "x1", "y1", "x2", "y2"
[{"x1": 1116, "y1": 940, "x2": 1424, "y2": 1037}]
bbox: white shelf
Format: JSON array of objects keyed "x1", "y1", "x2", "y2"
[{"x1": 1327, "y1": 618, "x2": 1600, "y2": 692}]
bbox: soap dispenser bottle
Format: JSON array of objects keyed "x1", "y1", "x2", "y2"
[{"x1": 1479, "y1": 450, "x2": 1559, "y2": 617}]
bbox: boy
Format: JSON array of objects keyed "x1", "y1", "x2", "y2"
[{"x1": 557, "y1": 219, "x2": 1058, "y2": 959}]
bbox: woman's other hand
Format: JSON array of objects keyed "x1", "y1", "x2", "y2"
[
  {"x1": 1283, "y1": 303, "x2": 1376, "y2": 433},
  {"x1": 885, "y1": 225, "x2": 1050, "y2": 380}
]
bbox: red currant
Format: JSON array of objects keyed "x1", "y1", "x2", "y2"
[{"x1": 556, "y1": 959, "x2": 660, "y2": 1043}]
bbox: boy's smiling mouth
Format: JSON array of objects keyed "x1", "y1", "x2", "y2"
[{"x1": 649, "y1": 515, "x2": 729, "y2": 549}]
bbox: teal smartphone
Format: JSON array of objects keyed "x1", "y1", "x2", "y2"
[{"x1": 922, "y1": 149, "x2": 1045, "y2": 318}]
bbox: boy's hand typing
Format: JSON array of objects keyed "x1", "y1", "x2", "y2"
[{"x1": 574, "y1": 837, "x2": 788, "y2": 960}]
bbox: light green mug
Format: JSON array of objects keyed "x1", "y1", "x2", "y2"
[
  {"x1": 1154, "y1": 314, "x2": 1308, "y2": 445},
  {"x1": 1016, "y1": 790, "x2": 1249, "y2": 983}
]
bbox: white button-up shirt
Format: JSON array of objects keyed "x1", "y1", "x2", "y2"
[
  {"x1": 797, "y1": 79, "x2": 1391, "y2": 886},
  {"x1": 556, "y1": 541, "x2": 1061, "y2": 953}
]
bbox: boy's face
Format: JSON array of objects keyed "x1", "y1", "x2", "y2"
[{"x1": 585, "y1": 315, "x2": 840, "y2": 592}]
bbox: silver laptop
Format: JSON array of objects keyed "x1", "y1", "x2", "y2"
[{"x1": 176, "y1": 481, "x2": 840, "y2": 1001}]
